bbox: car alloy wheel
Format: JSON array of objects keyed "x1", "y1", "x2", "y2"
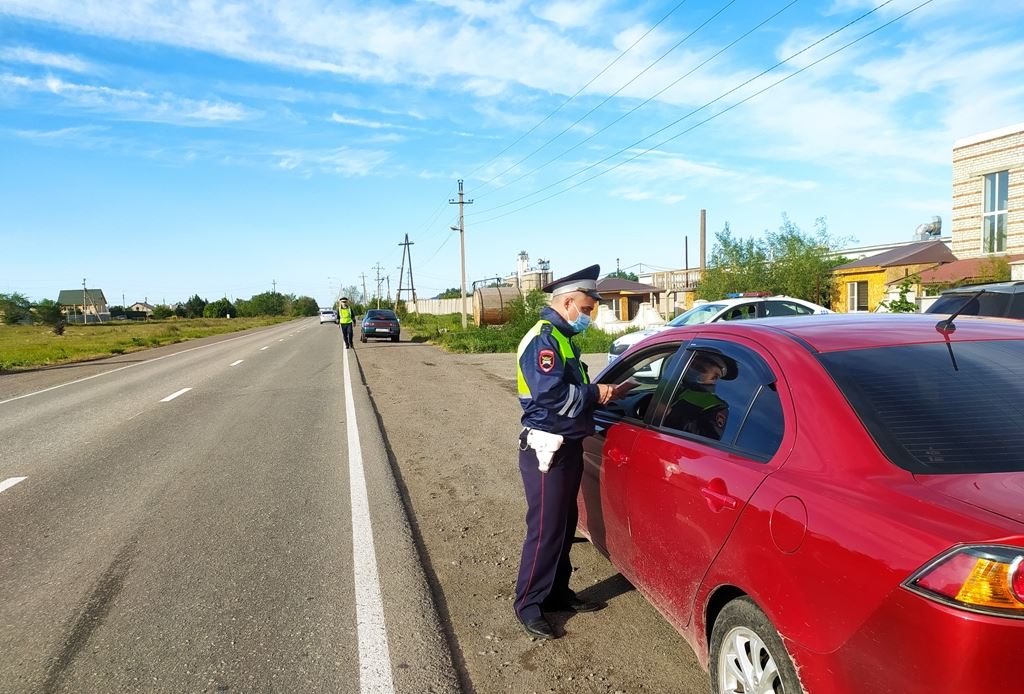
[{"x1": 711, "y1": 597, "x2": 800, "y2": 694}]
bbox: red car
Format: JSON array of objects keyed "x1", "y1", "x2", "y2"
[{"x1": 580, "y1": 314, "x2": 1024, "y2": 694}]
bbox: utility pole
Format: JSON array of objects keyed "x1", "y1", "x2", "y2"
[
  {"x1": 449, "y1": 179, "x2": 473, "y2": 329},
  {"x1": 397, "y1": 234, "x2": 419, "y2": 314},
  {"x1": 386, "y1": 275, "x2": 391, "y2": 304},
  {"x1": 82, "y1": 278, "x2": 91, "y2": 325},
  {"x1": 272, "y1": 279, "x2": 277, "y2": 294},
  {"x1": 373, "y1": 263, "x2": 384, "y2": 309},
  {"x1": 361, "y1": 273, "x2": 368, "y2": 306}
]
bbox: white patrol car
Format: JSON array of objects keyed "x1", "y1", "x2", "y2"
[{"x1": 607, "y1": 295, "x2": 832, "y2": 364}]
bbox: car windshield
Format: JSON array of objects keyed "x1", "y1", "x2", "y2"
[
  {"x1": 667, "y1": 303, "x2": 728, "y2": 326},
  {"x1": 818, "y1": 340, "x2": 1024, "y2": 474},
  {"x1": 367, "y1": 310, "x2": 397, "y2": 320}
]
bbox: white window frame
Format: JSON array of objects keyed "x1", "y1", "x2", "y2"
[
  {"x1": 982, "y1": 170, "x2": 1009, "y2": 254},
  {"x1": 847, "y1": 281, "x2": 869, "y2": 312}
]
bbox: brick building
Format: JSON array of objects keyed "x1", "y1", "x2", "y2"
[{"x1": 952, "y1": 122, "x2": 1024, "y2": 259}]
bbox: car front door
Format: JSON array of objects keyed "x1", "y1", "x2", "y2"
[
  {"x1": 579, "y1": 343, "x2": 685, "y2": 571},
  {"x1": 624, "y1": 337, "x2": 790, "y2": 629}
]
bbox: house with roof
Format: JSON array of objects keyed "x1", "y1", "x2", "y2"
[
  {"x1": 832, "y1": 241, "x2": 956, "y2": 312},
  {"x1": 593, "y1": 277, "x2": 665, "y2": 332},
  {"x1": 130, "y1": 301, "x2": 155, "y2": 315},
  {"x1": 58, "y1": 288, "x2": 110, "y2": 324}
]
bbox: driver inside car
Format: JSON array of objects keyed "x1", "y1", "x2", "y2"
[{"x1": 663, "y1": 353, "x2": 731, "y2": 440}]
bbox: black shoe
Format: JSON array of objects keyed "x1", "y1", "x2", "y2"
[
  {"x1": 521, "y1": 616, "x2": 557, "y2": 639},
  {"x1": 544, "y1": 597, "x2": 605, "y2": 614}
]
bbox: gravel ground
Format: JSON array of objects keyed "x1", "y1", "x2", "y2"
[{"x1": 352, "y1": 336, "x2": 712, "y2": 694}]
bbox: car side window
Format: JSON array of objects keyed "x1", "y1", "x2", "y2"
[
  {"x1": 600, "y1": 345, "x2": 683, "y2": 422},
  {"x1": 1008, "y1": 295, "x2": 1024, "y2": 320},
  {"x1": 765, "y1": 300, "x2": 813, "y2": 317},
  {"x1": 659, "y1": 341, "x2": 783, "y2": 460},
  {"x1": 719, "y1": 303, "x2": 758, "y2": 321}
]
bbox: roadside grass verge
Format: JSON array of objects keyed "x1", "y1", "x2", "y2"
[
  {"x1": 402, "y1": 312, "x2": 618, "y2": 354},
  {"x1": 0, "y1": 317, "x2": 295, "y2": 371}
]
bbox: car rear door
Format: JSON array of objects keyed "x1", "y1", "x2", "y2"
[{"x1": 624, "y1": 337, "x2": 790, "y2": 628}]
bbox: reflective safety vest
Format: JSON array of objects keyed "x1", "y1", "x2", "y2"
[
  {"x1": 339, "y1": 307, "x2": 354, "y2": 324},
  {"x1": 516, "y1": 319, "x2": 588, "y2": 398}
]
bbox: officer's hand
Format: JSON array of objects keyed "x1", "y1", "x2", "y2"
[{"x1": 597, "y1": 383, "x2": 616, "y2": 405}]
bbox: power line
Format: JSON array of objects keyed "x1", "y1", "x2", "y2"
[
  {"x1": 474, "y1": 0, "x2": 739, "y2": 196},
  {"x1": 464, "y1": 0, "x2": 695, "y2": 181},
  {"x1": 469, "y1": 0, "x2": 904, "y2": 223},
  {"x1": 475, "y1": 0, "x2": 801, "y2": 200}
]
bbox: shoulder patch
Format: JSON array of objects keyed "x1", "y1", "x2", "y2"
[{"x1": 538, "y1": 349, "x2": 556, "y2": 373}]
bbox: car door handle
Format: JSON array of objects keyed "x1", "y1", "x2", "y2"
[{"x1": 701, "y1": 486, "x2": 739, "y2": 511}]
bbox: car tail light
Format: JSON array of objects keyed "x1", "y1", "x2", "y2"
[{"x1": 906, "y1": 546, "x2": 1024, "y2": 618}]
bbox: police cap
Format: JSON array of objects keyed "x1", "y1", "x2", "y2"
[{"x1": 543, "y1": 264, "x2": 602, "y2": 300}]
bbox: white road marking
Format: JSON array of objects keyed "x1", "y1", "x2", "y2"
[
  {"x1": 341, "y1": 346, "x2": 396, "y2": 693},
  {"x1": 260, "y1": 346, "x2": 269, "y2": 351},
  {"x1": 0, "y1": 323, "x2": 297, "y2": 407},
  {"x1": 278, "y1": 339, "x2": 285, "y2": 342},
  {"x1": 0, "y1": 477, "x2": 27, "y2": 494},
  {"x1": 230, "y1": 360, "x2": 244, "y2": 366},
  {"x1": 160, "y1": 388, "x2": 192, "y2": 402}
]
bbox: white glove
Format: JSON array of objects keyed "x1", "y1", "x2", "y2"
[{"x1": 526, "y1": 429, "x2": 564, "y2": 473}]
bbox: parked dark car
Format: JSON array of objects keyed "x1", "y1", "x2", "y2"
[
  {"x1": 925, "y1": 280, "x2": 1024, "y2": 319},
  {"x1": 360, "y1": 309, "x2": 400, "y2": 342},
  {"x1": 582, "y1": 314, "x2": 1024, "y2": 694}
]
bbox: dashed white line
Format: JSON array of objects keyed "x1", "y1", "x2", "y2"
[
  {"x1": 260, "y1": 346, "x2": 269, "y2": 351},
  {"x1": 230, "y1": 360, "x2": 244, "y2": 366},
  {"x1": 0, "y1": 477, "x2": 27, "y2": 494},
  {"x1": 160, "y1": 388, "x2": 192, "y2": 402},
  {"x1": 341, "y1": 347, "x2": 395, "y2": 693}
]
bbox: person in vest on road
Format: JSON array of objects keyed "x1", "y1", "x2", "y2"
[
  {"x1": 514, "y1": 264, "x2": 636, "y2": 640},
  {"x1": 338, "y1": 297, "x2": 355, "y2": 349}
]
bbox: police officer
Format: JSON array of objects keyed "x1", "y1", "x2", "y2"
[
  {"x1": 338, "y1": 297, "x2": 355, "y2": 349},
  {"x1": 514, "y1": 264, "x2": 635, "y2": 639}
]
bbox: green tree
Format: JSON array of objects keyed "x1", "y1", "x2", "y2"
[
  {"x1": 203, "y1": 297, "x2": 236, "y2": 318},
  {"x1": 606, "y1": 270, "x2": 639, "y2": 282},
  {"x1": 174, "y1": 304, "x2": 187, "y2": 318},
  {"x1": 291, "y1": 296, "x2": 319, "y2": 316},
  {"x1": 436, "y1": 287, "x2": 463, "y2": 299},
  {"x1": 107, "y1": 304, "x2": 126, "y2": 318},
  {"x1": 0, "y1": 292, "x2": 32, "y2": 324},
  {"x1": 33, "y1": 298, "x2": 64, "y2": 324},
  {"x1": 697, "y1": 216, "x2": 852, "y2": 308},
  {"x1": 152, "y1": 304, "x2": 174, "y2": 319},
  {"x1": 184, "y1": 294, "x2": 208, "y2": 318},
  {"x1": 977, "y1": 255, "x2": 1011, "y2": 283},
  {"x1": 877, "y1": 276, "x2": 919, "y2": 313},
  {"x1": 246, "y1": 291, "x2": 288, "y2": 316}
]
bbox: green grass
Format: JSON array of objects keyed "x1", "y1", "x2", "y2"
[
  {"x1": 0, "y1": 316, "x2": 295, "y2": 371},
  {"x1": 402, "y1": 312, "x2": 618, "y2": 354}
]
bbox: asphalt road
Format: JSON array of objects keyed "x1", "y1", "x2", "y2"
[{"x1": 0, "y1": 319, "x2": 458, "y2": 693}]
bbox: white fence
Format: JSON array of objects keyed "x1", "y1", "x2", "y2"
[{"x1": 405, "y1": 297, "x2": 478, "y2": 315}]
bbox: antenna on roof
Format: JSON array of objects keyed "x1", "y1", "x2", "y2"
[{"x1": 935, "y1": 288, "x2": 986, "y2": 336}]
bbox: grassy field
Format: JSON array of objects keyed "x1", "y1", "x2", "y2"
[
  {"x1": 403, "y1": 312, "x2": 620, "y2": 354},
  {"x1": 0, "y1": 317, "x2": 296, "y2": 371}
]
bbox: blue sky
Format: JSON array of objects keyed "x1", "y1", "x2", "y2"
[{"x1": 2, "y1": 0, "x2": 1023, "y2": 306}]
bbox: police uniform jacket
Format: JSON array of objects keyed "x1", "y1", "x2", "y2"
[{"x1": 517, "y1": 307, "x2": 599, "y2": 440}]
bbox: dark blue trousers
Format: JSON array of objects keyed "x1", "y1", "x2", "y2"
[{"x1": 514, "y1": 438, "x2": 584, "y2": 623}]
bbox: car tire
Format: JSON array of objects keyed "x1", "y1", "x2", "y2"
[
  {"x1": 710, "y1": 597, "x2": 802, "y2": 694},
  {"x1": 360, "y1": 335, "x2": 367, "y2": 343},
  {"x1": 391, "y1": 335, "x2": 399, "y2": 342}
]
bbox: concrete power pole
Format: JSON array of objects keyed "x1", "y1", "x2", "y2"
[
  {"x1": 82, "y1": 278, "x2": 91, "y2": 325},
  {"x1": 449, "y1": 179, "x2": 474, "y2": 329},
  {"x1": 699, "y1": 209, "x2": 707, "y2": 274},
  {"x1": 360, "y1": 274, "x2": 368, "y2": 306},
  {"x1": 373, "y1": 263, "x2": 384, "y2": 309}
]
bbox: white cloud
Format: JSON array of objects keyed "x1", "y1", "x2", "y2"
[
  {"x1": 330, "y1": 112, "x2": 393, "y2": 129},
  {"x1": 274, "y1": 146, "x2": 390, "y2": 177},
  {"x1": 12, "y1": 124, "x2": 106, "y2": 139},
  {"x1": 532, "y1": 0, "x2": 606, "y2": 28},
  {"x1": 0, "y1": 46, "x2": 95, "y2": 73}
]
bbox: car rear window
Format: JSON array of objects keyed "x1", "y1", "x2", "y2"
[
  {"x1": 366, "y1": 310, "x2": 397, "y2": 320},
  {"x1": 929, "y1": 293, "x2": 1011, "y2": 317},
  {"x1": 818, "y1": 340, "x2": 1024, "y2": 474}
]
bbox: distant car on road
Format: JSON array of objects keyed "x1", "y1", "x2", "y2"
[
  {"x1": 319, "y1": 308, "x2": 339, "y2": 324},
  {"x1": 925, "y1": 281, "x2": 1024, "y2": 319},
  {"x1": 361, "y1": 309, "x2": 400, "y2": 342},
  {"x1": 608, "y1": 295, "x2": 831, "y2": 364},
  {"x1": 585, "y1": 314, "x2": 1024, "y2": 694}
]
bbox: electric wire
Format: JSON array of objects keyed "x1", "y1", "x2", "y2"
[
  {"x1": 469, "y1": 0, "x2": 899, "y2": 220},
  {"x1": 464, "y1": 0, "x2": 694, "y2": 181},
  {"x1": 470, "y1": 0, "x2": 933, "y2": 226},
  {"x1": 475, "y1": 0, "x2": 801, "y2": 200},
  {"x1": 474, "y1": 0, "x2": 738, "y2": 196}
]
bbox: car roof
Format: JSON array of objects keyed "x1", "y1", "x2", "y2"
[
  {"x1": 653, "y1": 313, "x2": 1024, "y2": 353},
  {"x1": 941, "y1": 281, "x2": 1024, "y2": 295}
]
